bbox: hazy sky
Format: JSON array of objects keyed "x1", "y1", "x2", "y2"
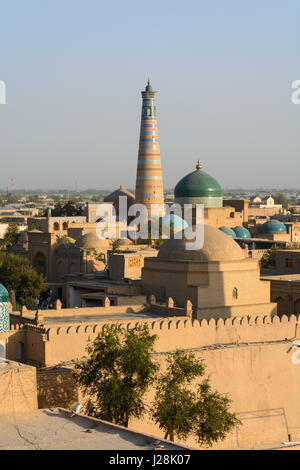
[{"x1": 0, "y1": 0, "x2": 299, "y2": 190}]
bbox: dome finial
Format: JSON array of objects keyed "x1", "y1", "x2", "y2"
[
  {"x1": 145, "y1": 78, "x2": 153, "y2": 92},
  {"x1": 196, "y1": 160, "x2": 202, "y2": 170}
]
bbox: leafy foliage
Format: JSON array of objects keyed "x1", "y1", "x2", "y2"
[
  {"x1": 0, "y1": 254, "x2": 46, "y2": 308},
  {"x1": 271, "y1": 193, "x2": 289, "y2": 208},
  {"x1": 73, "y1": 324, "x2": 158, "y2": 428},
  {"x1": 45, "y1": 200, "x2": 84, "y2": 216},
  {"x1": 152, "y1": 350, "x2": 240, "y2": 446},
  {"x1": 260, "y1": 246, "x2": 277, "y2": 268},
  {"x1": 152, "y1": 350, "x2": 204, "y2": 441},
  {"x1": 55, "y1": 235, "x2": 74, "y2": 245},
  {"x1": 193, "y1": 379, "x2": 240, "y2": 447},
  {"x1": 93, "y1": 251, "x2": 106, "y2": 264},
  {"x1": 1, "y1": 224, "x2": 20, "y2": 248},
  {"x1": 111, "y1": 240, "x2": 122, "y2": 254}
]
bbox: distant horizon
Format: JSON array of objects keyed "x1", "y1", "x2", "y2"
[{"x1": 1, "y1": 187, "x2": 300, "y2": 195}]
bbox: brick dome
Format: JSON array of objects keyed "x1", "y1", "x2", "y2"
[{"x1": 158, "y1": 224, "x2": 244, "y2": 261}]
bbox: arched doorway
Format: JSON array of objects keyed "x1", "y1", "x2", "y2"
[
  {"x1": 274, "y1": 296, "x2": 289, "y2": 316},
  {"x1": 33, "y1": 252, "x2": 47, "y2": 277}
]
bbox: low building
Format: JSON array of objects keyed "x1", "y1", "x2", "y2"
[{"x1": 141, "y1": 225, "x2": 277, "y2": 320}]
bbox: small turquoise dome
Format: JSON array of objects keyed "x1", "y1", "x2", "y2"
[
  {"x1": 0, "y1": 284, "x2": 8, "y2": 302},
  {"x1": 0, "y1": 283, "x2": 9, "y2": 334},
  {"x1": 234, "y1": 226, "x2": 251, "y2": 238},
  {"x1": 218, "y1": 226, "x2": 236, "y2": 237},
  {"x1": 174, "y1": 161, "x2": 223, "y2": 208},
  {"x1": 161, "y1": 214, "x2": 188, "y2": 231},
  {"x1": 259, "y1": 220, "x2": 287, "y2": 233}
]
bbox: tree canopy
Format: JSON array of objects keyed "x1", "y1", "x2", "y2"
[
  {"x1": 45, "y1": 201, "x2": 84, "y2": 217},
  {"x1": 151, "y1": 350, "x2": 240, "y2": 446},
  {"x1": 0, "y1": 254, "x2": 46, "y2": 309},
  {"x1": 272, "y1": 193, "x2": 289, "y2": 208},
  {"x1": 1, "y1": 224, "x2": 20, "y2": 248},
  {"x1": 73, "y1": 324, "x2": 158, "y2": 428}
]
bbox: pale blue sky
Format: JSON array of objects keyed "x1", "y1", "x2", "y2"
[{"x1": 0, "y1": 0, "x2": 299, "y2": 190}]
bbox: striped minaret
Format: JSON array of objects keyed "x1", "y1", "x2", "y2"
[{"x1": 135, "y1": 80, "x2": 164, "y2": 215}]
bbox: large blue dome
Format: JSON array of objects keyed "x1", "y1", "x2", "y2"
[
  {"x1": 259, "y1": 220, "x2": 287, "y2": 234},
  {"x1": 234, "y1": 226, "x2": 251, "y2": 238},
  {"x1": 174, "y1": 161, "x2": 223, "y2": 208},
  {"x1": 218, "y1": 226, "x2": 236, "y2": 237}
]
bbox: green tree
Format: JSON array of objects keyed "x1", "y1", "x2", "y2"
[
  {"x1": 272, "y1": 193, "x2": 289, "y2": 208},
  {"x1": 152, "y1": 350, "x2": 240, "y2": 446},
  {"x1": 93, "y1": 251, "x2": 106, "y2": 264},
  {"x1": 55, "y1": 234, "x2": 74, "y2": 245},
  {"x1": 73, "y1": 324, "x2": 158, "y2": 428},
  {"x1": 44, "y1": 200, "x2": 84, "y2": 217},
  {"x1": 0, "y1": 254, "x2": 46, "y2": 308},
  {"x1": 2, "y1": 224, "x2": 20, "y2": 248},
  {"x1": 260, "y1": 245, "x2": 277, "y2": 268},
  {"x1": 111, "y1": 239, "x2": 122, "y2": 253}
]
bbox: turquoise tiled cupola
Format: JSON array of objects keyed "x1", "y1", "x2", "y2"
[
  {"x1": 0, "y1": 284, "x2": 9, "y2": 333},
  {"x1": 175, "y1": 161, "x2": 223, "y2": 208}
]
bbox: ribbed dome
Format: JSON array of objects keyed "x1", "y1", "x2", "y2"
[
  {"x1": 219, "y1": 226, "x2": 236, "y2": 237},
  {"x1": 234, "y1": 226, "x2": 251, "y2": 238},
  {"x1": 158, "y1": 224, "x2": 244, "y2": 261},
  {"x1": 259, "y1": 220, "x2": 287, "y2": 233},
  {"x1": 75, "y1": 232, "x2": 111, "y2": 250},
  {"x1": 174, "y1": 162, "x2": 223, "y2": 208}
]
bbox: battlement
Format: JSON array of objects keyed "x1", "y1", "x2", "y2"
[
  {"x1": 40, "y1": 313, "x2": 299, "y2": 366},
  {"x1": 44, "y1": 313, "x2": 298, "y2": 337}
]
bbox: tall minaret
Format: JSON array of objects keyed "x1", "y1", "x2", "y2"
[{"x1": 135, "y1": 80, "x2": 164, "y2": 214}]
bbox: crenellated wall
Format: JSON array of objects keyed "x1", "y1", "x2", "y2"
[
  {"x1": 2, "y1": 313, "x2": 300, "y2": 448},
  {"x1": 41, "y1": 314, "x2": 299, "y2": 366}
]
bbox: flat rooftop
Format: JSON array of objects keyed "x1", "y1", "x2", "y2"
[
  {"x1": 261, "y1": 274, "x2": 300, "y2": 282},
  {"x1": 43, "y1": 311, "x2": 164, "y2": 325},
  {"x1": 0, "y1": 408, "x2": 187, "y2": 450}
]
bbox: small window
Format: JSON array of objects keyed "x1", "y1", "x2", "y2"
[
  {"x1": 285, "y1": 258, "x2": 293, "y2": 268},
  {"x1": 233, "y1": 287, "x2": 238, "y2": 299}
]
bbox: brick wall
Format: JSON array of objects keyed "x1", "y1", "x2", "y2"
[
  {"x1": 36, "y1": 367, "x2": 78, "y2": 409},
  {"x1": 0, "y1": 361, "x2": 38, "y2": 415}
]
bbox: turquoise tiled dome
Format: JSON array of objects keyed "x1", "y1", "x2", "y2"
[
  {"x1": 161, "y1": 214, "x2": 188, "y2": 231},
  {"x1": 218, "y1": 226, "x2": 236, "y2": 237},
  {"x1": 0, "y1": 284, "x2": 9, "y2": 333},
  {"x1": 234, "y1": 226, "x2": 251, "y2": 238},
  {"x1": 259, "y1": 220, "x2": 287, "y2": 233},
  {"x1": 175, "y1": 161, "x2": 223, "y2": 208}
]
